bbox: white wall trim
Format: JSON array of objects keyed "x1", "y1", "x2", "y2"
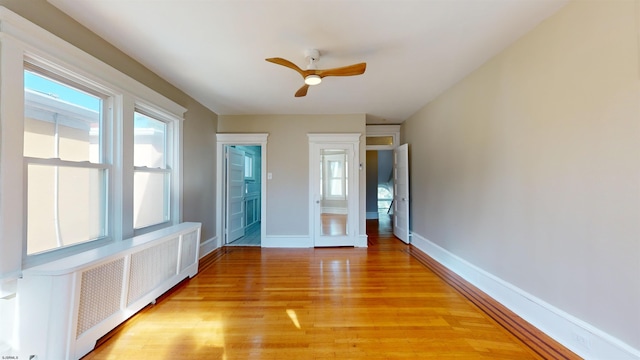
[
  {"x1": 356, "y1": 234, "x2": 368, "y2": 247},
  {"x1": 217, "y1": 133, "x2": 269, "y2": 144},
  {"x1": 198, "y1": 236, "x2": 221, "y2": 259},
  {"x1": 307, "y1": 133, "x2": 361, "y2": 143},
  {"x1": 262, "y1": 235, "x2": 313, "y2": 248},
  {"x1": 411, "y1": 232, "x2": 640, "y2": 360}
]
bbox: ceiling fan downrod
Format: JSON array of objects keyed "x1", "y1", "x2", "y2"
[{"x1": 304, "y1": 49, "x2": 321, "y2": 85}]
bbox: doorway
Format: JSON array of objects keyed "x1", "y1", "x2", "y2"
[
  {"x1": 366, "y1": 149, "x2": 394, "y2": 219},
  {"x1": 364, "y1": 125, "x2": 409, "y2": 242},
  {"x1": 225, "y1": 145, "x2": 262, "y2": 246},
  {"x1": 215, "y1": 134, "x2": 268, "y2": 247}
]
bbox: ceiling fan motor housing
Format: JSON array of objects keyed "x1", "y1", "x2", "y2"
[{"x1": 305, "y1": 49, "x2": 321, "y2": 62}]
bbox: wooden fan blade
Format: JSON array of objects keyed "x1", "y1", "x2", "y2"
[
  {"x1": 317, "y1": 63, "x2": 366, "y2": 78},
  {"x1": 265, "y1": 57, "x2": 306, "y2": 77},
  {"x1": 295, "y1": 84, "x2": 309, "y2": 97}
]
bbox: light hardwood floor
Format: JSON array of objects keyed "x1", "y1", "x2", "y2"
[{"x1": 82, "y1": 215, "x2": 579, "y2": 359}]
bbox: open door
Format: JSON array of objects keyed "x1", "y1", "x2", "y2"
[
  {"x1": 226, "y1": 146, "x2": 245, "y2": 243},
  {"x1": 393, "y1": 144, "x2": 410, "y2": 243}
]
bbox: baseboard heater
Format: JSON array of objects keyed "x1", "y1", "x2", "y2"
[{"x1": 17, "y1": 222, "x2": 201, "y2": 360}]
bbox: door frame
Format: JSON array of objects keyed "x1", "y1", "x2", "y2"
[
  {"x1": 308, "y1": 133, "x2": 362, "y2": 247},
  {"x1": 216, "y1": 133, "x2": 268, "y2": 246}
]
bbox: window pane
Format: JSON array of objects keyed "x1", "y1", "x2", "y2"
[
  {"x1": 244, "y1": 155, "x2": 253, "y2": 179},
  {"x1": 24, "y1": 70, "x2": 102, "y2": 162},
  {"x1": 378, "y1": 185, "x2": 393, "y2": 212},
  {"x1": 27, "y1": 164, "x2": 106, "y2": 255},
  {"x1": 134, "y1": 112, "x2": 166, "y2": 168},
  {"x1": 134, "y1": 171, "x2": 169, "y2": 229},
  {"x1": 366, "y1": 136, "x2": 394, "y2": 146},
  {"x1": 329, "y1": 160, "x2": 343, "y2": 177},
  {"x1": 329, "y1": 179, "x2": 343, "y2": 196}
]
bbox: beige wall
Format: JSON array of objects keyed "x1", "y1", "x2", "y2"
[
  {"x1": 218, "y1": 114, "x2": 366, "y2": 237},
  {"x1": 0, "y1": 0, "x2": 219, "y2": 242},
  {"x1": 402, "y1": 0, "x2": 639, "y2": 350},
  {"x1": 182, "y1": 99, "x2": 217, "y2": 242}
]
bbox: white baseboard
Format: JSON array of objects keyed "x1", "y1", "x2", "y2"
[
  {"x1": 261, "y1": 235, "x2": 368, "y2": 248},
  {"x1": 321, "y1": 207, "x2": 348, "y2": 215},
  {"x1": 356, "y1": 234, "x2": 368, "y2": 247},
  {"x1": 366, "y1": 212, "x2": 379, "y2": 219},
  {"x1": 411, "y1": 232, "x2": 640, "y2": 360},
  {"x1": 198, "y1": 236, "x2": 221, "y2": 259},
  {"x1": 262, "y1": 235, "x2": 313, "y2": 248}
]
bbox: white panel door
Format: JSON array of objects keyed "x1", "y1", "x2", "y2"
[
  {"x1": 393, "y1": 144, "x2": 410, "y2": 243},
  {"x1": 226, "y1": 147, "x2": 245, "y2": 243},
  {"x1": 309, "y1": 134, "x2": 361, "y2": 247}
]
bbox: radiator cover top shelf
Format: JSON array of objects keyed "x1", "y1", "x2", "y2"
[{"x1": 22, "y1": 222, "x2": 201, "y2": 277}]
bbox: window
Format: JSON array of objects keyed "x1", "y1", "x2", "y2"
[
  {"x1": 244, "y1": 153, "x2": 254, "y2": 180},
  {"x1": 377, "y1": 185, "x2": 393, "y2": 213},
  {"x1": 366, "y1": 136, "x2": 394, "y2": 147},
  {"x1": 0, "y1": 11, "x2": 185, "y2": 274},
  {"x1": 328, "y1": 160, "x2": 344, "y2": 197},
  {"x1": 321, "y1": 150, "x2": 348, "y2": 200},
  {"x1": 23, "y1": 66, "x2": 110, "y2": 255},
  {"x1": 133, "y1": 110, "x2": 172, "y2": 229}
]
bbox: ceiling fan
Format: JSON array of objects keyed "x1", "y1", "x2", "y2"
[{"x1": 265, "y1": 49, "x2": 366, "y2": 97}]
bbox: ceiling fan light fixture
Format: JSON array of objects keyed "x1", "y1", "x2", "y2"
[{"x1": 304, "y1": 74, "x2": 322, "y2": 86}]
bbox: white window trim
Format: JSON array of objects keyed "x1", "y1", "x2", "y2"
[
  {"x1": 0, "y1": 7, "x2": 186, "y2": 283},
  {"x1": 132, "y1": 103, "x2": 181, "y2": 235},
  {"x1": 23, "y1": 59, "x2": 115, "y2": 259}
]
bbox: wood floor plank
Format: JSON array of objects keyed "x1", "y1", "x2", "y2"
[{"x1": 83, "y1": 215, "x2": 579, "y2": 359}]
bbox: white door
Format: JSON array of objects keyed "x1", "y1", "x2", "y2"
[
  {"x1": 309, "y1": 134, "x2": 361, "y2": 247},
  {"x1": 393, "y1": 144, "x2": 410, "y2": 243},
  {"x1": 226, "y1": 146, "x2": 245, "y2": 243}
]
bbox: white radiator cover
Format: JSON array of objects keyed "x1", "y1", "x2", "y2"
[{"x1": 17, "y1": 222, "x2": 201, "y2": 360}]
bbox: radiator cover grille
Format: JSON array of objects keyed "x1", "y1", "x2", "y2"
[
  {"x1": 127, "y1": 238, "x2": 179, "y2": 306},
  {"x1": 76, "y1": 258, "x2": 125, "y2": 337},
  {"x1": 180, "y1": 230, "x2": 198, "y2": 272}
]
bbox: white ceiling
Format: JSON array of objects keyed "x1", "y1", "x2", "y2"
[{"x1": 48, "y1": 0, "x2": 567, "y2": 124}]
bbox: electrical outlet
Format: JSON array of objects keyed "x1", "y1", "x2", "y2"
[{"x1": 573, "y1": 331, "x2": 592, "y2": 350}]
